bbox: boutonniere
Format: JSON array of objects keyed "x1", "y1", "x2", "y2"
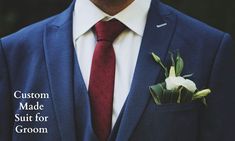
[{"x1": 149, "y1": 52, "x2": 211, "y2": 105}]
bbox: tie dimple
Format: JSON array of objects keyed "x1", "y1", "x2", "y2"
[{"x1": 93, "y1": 19, "x2": 126, "y2": 42}]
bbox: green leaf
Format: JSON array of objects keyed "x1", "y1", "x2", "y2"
[
  {"x1": 175, "y1": 52, "x2": 184, "y2": 76},
  {"x1": 180, "y1": 87, "x2": 194, "y2": 103},
  {"x1": 149, "y1": 83, "x2": 164, "y2": 105},
  {"x1": 170, "y1": 90, "x2": 179, "y2": 103},
  {"x1": 162, "y1": 89, "x2": 172, "y2": 104}
]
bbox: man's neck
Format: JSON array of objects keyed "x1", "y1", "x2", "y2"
[{"x1": 90, "y1": 0, "x2": 134, "y2": 16}]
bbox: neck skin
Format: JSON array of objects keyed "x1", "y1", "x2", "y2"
[{"x1": 90, "y1": 0, "x2": 134, "y2": 16}]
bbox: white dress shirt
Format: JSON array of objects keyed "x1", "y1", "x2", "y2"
[{"x1": 73, "y1": 0, "x2": 151, "y2": 127}]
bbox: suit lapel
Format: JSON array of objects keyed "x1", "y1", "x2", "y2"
[
  {"x1": 43, "y1": 2, "x2": 78, "y2": 141},
  {"x1": 73, "y1": 52, "x2": 99, "y2": 141},
  {"x1": 116, "y1": 1, "x2": 177, "y2": 140}
]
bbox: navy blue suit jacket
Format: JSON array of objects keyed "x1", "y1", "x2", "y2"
[{"x1": 1, "y1": 0, "x2": 235, "y2": 141}]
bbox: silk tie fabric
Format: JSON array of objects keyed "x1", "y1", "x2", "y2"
[{"x1": 89, "y1": 19, "x2": 126, "y2": 141}]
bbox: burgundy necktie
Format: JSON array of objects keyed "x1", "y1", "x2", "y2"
[{"x1": 89, "y1": 19, "x2": 126, "y2": 141}]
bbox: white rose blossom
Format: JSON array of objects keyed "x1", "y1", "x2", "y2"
[
  {"x1": 165, "y1": 66, "x2": 197, "y2": 93},
  {"x1": 165, "y1": 76, "x2": 197, "y2": 93}
]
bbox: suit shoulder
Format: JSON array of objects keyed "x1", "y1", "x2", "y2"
[
  {"x1": 1, "y1": 15, "x2": 58, "y2": 48},
  {"x1": 161, "y1": 3, "x2": 226, "y2": 41}
]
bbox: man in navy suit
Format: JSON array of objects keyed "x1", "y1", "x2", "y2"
[{"x1": 0, "y1": 0, "x2": 235, "y2": 141}]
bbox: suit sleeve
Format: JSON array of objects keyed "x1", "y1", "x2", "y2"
[
  {"x1": 0, "y1": 39, "x2": 13, "y2": 141},
  {"x1": 199, "y1": 34, "x2": 235, "y2": 141}
]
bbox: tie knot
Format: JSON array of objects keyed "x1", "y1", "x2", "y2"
[{"x1": 93, "y1": 19, "x2": 126, "y2": 42}]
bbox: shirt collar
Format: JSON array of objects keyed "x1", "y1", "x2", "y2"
[{"x1": 73, "y1": 0, "x2": 151, "y2": 40}]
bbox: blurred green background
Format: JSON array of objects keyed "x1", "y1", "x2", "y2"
[{"x1": 0, "y1": 0, "x2": 235, "y2": 39}]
